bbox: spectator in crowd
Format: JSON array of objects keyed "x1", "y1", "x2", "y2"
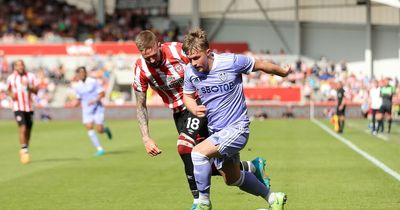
[
  {"x1": 0, "y1": 50, "x2": 9, "y2": 77},
  {"x1": 0, "y1": 0, "x2": 184, "y2": 43}
]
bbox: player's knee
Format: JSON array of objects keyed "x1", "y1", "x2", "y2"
[
  {"x1": 177, "y1": 134, "x2": 195, "y2": 155},
  {"x1": 191, "y1": 152, "x2": 208, "y2": 165},
  {"x1": 19, "y1": 125, "x2": 27, "y2": 132},
  {"x1": 226, "y1": 171, "x2": 243, "y2": 186},
  {"x1": 85, "y1": 124, "x2": 93, "y2": 130},
  {"x1": 225, "y1": 178, "x2": 235, "y2": 186},
  {"x1": 95, "y1": 127, "x2": 103, "y2": 133}
]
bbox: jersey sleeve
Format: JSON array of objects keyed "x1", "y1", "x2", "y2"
[
  {"x1": 95, "y1": 79, "x2": 105, "y2": 94},
  {"x1": 6, "y1": 75, "x2": 12, "y2": 91},
  {"x1": 183, "y1": 65, "x2": 196, "y2": 94},
  {"x1": 232, "y1": 54, "x2": 255, "y2": 74},
  {"x1": 71, "y1": 83, "x2": 81, "y2": 100},
  {"x1": 132, "y1": 60, "x2": 148, "y2": 92},
  {"x1": 75, "y1": 91, "x2": 81, "y2": 99},
  {"x1": 176, "y1": 42, "x2": 190, "y2": 64},
  {"x1": 29, "y1": 73, "x2": 38, "y2": 88}
]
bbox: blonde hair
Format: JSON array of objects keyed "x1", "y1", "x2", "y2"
[
  {"x1": 182, "y1": 27, "x2": 209, "y2": 55},
  {"x1": 135, "y1": 30, "x2": 157, "y2": 51}
]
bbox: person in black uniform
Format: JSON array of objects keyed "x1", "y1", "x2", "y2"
[
  {"x1": 377, "y1": 78, "x2": 395, "y2": 133},
  {"x1": 336, "y1": 82, "x2": 346, "y2": 133}
]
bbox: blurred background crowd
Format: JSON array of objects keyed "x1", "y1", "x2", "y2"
[{"x1": 0, "y1": 0, "x2": 399, "y2": 118}]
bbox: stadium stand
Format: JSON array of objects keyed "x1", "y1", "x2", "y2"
[
  {"x1": 0, "y1": 0, "x2": 399, "y2": 120},
  {"x1": 0, "y1": 0, "x2": 181, "y2": 43}
]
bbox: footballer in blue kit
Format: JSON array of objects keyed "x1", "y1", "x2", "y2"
[
  {"x1": 73, "y1": 67, "x2": 112, "y2": 156},
  {"x1": 183, "y1": 28, "x2": 291, "y2": 210}
]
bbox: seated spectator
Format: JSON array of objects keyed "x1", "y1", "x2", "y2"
[{"x1": 282, "y1": 105, "x2": 295, "y2": 118}]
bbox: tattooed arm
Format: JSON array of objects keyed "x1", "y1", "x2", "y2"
[{"x1": 135, "y1": 90, "x2": 162, "y2": 156}]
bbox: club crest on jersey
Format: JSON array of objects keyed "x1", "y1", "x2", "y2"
[
  {"x1": 174, "y1": 64, "x2": 183, "y2": 73},
  {"x1": 219, "y1": 72, "x2": 227, "y2": 81}
]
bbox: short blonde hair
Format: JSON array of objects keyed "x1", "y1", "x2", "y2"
[
  {"x1": 182, "y1": 27, "x2": 209, "y2": 55},
  {"x1": 135, "y1": 30, "x2": 157, "y2": 52}
]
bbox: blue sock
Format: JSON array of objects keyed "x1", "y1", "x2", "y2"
[
  {"x1": 88, "y1": 130, "x2": 103, "y2": 151},
  {"x1": 191, "y1": 152, "x2": 211, "y2": 204},
  {"x1": 235, "y1": 171, "x2": 269, "y2": 197}
]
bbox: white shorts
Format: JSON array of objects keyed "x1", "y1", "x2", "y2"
[
  {"x1": 82, "y1": 106, "x2": 105, "y2": 125},
  {"x1": 207, "y1": 122, "x2": 250, "y2": 170}
]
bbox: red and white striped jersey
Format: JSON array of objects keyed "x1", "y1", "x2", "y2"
[
  {"x1": 133, "y1": 42, "x2": 189, "y2": 112},
  {"x1": 7, "y1": 71, "x2": 38, "y2": 112}
]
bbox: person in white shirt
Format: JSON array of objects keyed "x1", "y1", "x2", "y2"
[{"x1": 369, "y1": 80, "x2": 382, "y2": 135}]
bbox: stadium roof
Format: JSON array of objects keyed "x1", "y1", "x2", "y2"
[
  {"x1": 62, "y1": 0, "x2": 116, "y2": 14},
  {"x1": 372, "y1": 0, "x2": 400, "y2": 8}
]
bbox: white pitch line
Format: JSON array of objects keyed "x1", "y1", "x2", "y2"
[
  {"x1": 346, "y1": 122, "x2": 389, "y2": 141},
  {"x1": 376, "y1": 133, "x2": 390, "y2": 141},
  {"x1": 311, "y1": 118, "x2": 400, "y2": 182}
]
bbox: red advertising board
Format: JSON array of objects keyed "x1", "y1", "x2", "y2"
[
  {"x1": 0, "y1": 42, "x2": 139, "y2": 55},
  {"x1": 0, "y1": 42, "x2": 249, "y2": 55},
  {"x1": 243, "y1": 87, "x2": 301, "y2": 102}
]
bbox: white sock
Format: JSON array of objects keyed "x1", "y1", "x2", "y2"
[
  {"x1": 265, "y1": 192, "x2": 275, "y2": 205},
  {"x1": 88, "y1": 130, "x2": 103, "y2": 150},
  {"x1": 199, "y1": 193, "x2": 210, "y2": 205},
  {"x1": 193, "y1": 198, "x2": 199, "y2": 204}
]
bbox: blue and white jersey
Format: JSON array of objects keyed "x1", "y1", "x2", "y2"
[
  {"x1": 73, "y1": 77, "x2": 104, "y2": 115},
  {"x1": 183, "y1": 53, "x2": 255, "y2": 132}
]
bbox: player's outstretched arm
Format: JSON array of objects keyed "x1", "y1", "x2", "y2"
[
  {"x1": 135, "y1": 90, "x2": 162, "y2": 156},
  {"x1": 183, "y1": 92, "x2": 207, "y2": 118},
  {"x1": 71, "y1": 99, "x2": 81, "y2": 107},
  {"x1": 89, "y1": 91, "x2": 105, "y2": 105},
  {"x1": 253, "y1": 59, "x2": 292, "y2": 77}
]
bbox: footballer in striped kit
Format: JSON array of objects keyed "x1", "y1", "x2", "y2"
[{"x1": 7, "y1": 60, "x2": 38, "y2": 164}]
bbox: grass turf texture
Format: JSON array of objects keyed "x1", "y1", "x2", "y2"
[{"x1": 0, "y1": 119, "x2": 399, "y2": 210}]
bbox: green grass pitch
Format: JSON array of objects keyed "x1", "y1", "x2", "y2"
[{"x1": 0, "y1": 119, "x2": 399, "y2": 210}]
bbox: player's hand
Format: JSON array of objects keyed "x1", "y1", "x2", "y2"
[
  {"x1": 26, "y1": 85, "x2": 38, "y2": 94},
  {"x1": 143, "y1": 138, "x2": 162, "y2": 157},
  {"x1": 195, "y1": 105, "x2": 207, "y2": 118},
  {"x1": 9, "y1": 94, "x2": 17, "y2": 100},
  {"x1": 282, "y1": 64, "x2": 293, "y2": 76},
  {"x1": 88, "y1": 100, "x2": 97, "y2": 105}
]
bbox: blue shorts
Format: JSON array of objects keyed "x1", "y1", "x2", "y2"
[
  {"x1": 207, "y1": 122, "x2": 250, "y2": 170},
  {"x1": 82, "y1": 106, "x2": 105, "y2": 125}
]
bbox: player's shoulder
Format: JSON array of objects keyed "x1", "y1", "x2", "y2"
[
  {"x1": 71, "y1": 80, "x2": 80, "y2": 88},
  {"x1": 27, "y1": 72, "x2": 36, "y2": 78},
  {"x1": 184, "y1": 63, "x2": 195, "y2": 74},
  {"x1": 216, "y1": 52, "x2": 248, "y2": 64},
  {"x1": 213, "y1": 53, "x2": 236, "y2": 69},
  {"x1": 6, "y1": 72, "x2": 15, "y2": 80},
  {"x1": 134, "y1": 56, "x2": 144, "y2": 66},
  {"x1": 161, "y1": 42, "x2": 183, "y2": 52},
  {"x1": 162, "y1": 42, "x2": 182, "y2": 48},
  {"x1": 86, "y1": 77, "x2": 98, "y2": 84},
  {"x1": 216, "y1": 52, "x2": 235, "y2": 59}
]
